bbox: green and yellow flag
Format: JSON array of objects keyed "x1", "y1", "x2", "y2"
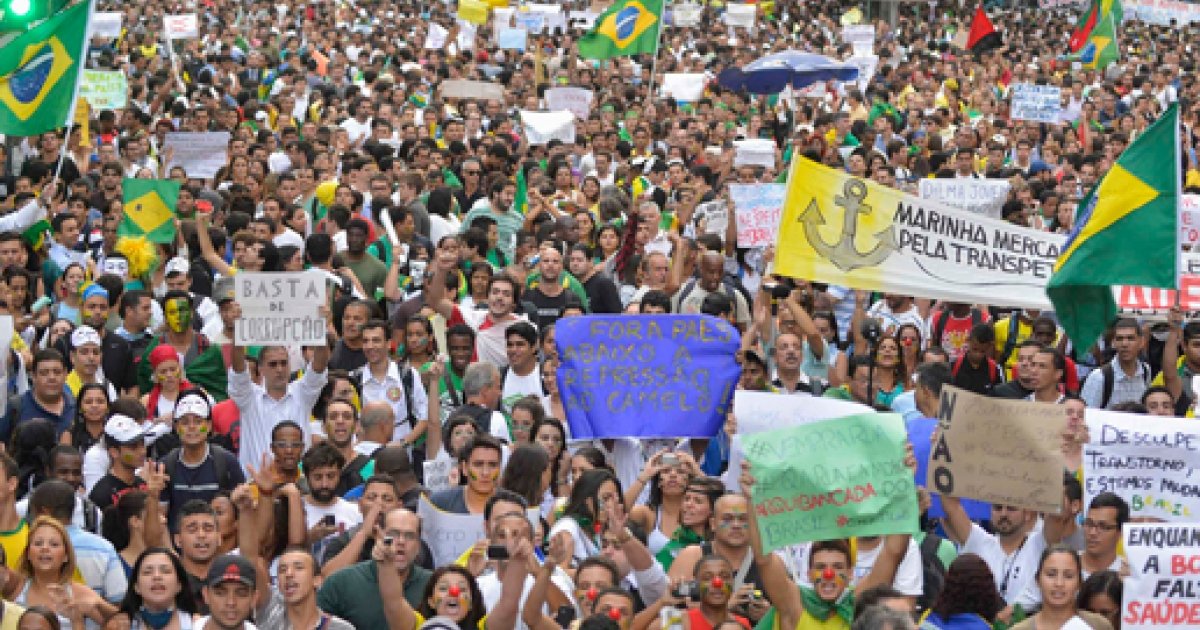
[
  {"x1": 577, "y1": 0, "x2": 663, "y2": 60},
  {"x1": 1047, "y1": 103, "x2": 1179, "y2": 351},
  {"x1": 1067, "y1": 0, "x2": 1122, "y2": 70},
  {"x1": 513, "y1": 166, "x2": 528, "y2": 215},
  {"x1": 0, "y1": 0, "x2": 91, "y2": 136},
  {"x1": 119, "y1": 179, "x2": 180, "y2": 244}
]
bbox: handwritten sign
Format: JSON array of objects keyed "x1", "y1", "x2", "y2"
[
  {"x1": 418, "y1": 495, "x2": 486, "y2": 566},
  {"x1": 544, "y1": 87, "x2": 594, "y2": 120},
  {"x1": 440, "y1": 80, "x2": 505, "y2": 102},
  {"x1": 730, "y1": 183, "x2": 786, "y2": 248},
  {"x1": 918, "y1": 178, "x2": 1011, "y2": 218},
  {"x1": 423, "y1": 459, "x2": 455, "y2": 495},
  {"x1": 233, "y1": 271, "x2": 327, "y2": 346},
  {"x1": 724, "y1": 3, "x2": 756, "y2": 28},
  {"x1": 841, "y1": 24, "x2": 874, "y2": 55},
  {"x1": 733, "y1": 139, "x2": 775, "y2": 169},
  {"x1": 746, "y1": 413, "x2": 919, "y2": 549},
  {"x1": 908, "y1": 417, "x2": 991, "y2": 520},
  {"x1": 1123, "y1": 523, "x2": 1200, "y2": 629},
  {"x1": 1010, "y1": 84, "x2": 1063, "y2": 124},
  {"x1": 162, "y1": 132, "x2": 230, "y2": 179},
  {"x1": 555, "y1": 315, "x2": 741, "y2": 439},
  {"x1": 79, "y1": 71, "x2": 127, "y2": 110},
  {"x1": 927, "y1": 385, "x2": 1066, "y2": 513},
  {"x1": 1085, "y1": 409, "x2": 1200, "y2": 520},
  {"x1": 694, "y1": 200, "x2": 728, "y2": 236},
  {"x1": 163, "y1": 14, "x2": 198, "y2": 39},
  {"x1": 672, "y1": 2, "x2": 702, "y2": 26},
  {"x1": 1125, "y1": 0, "x2": 1200, "y2": 25},
  {"x1": 1179, "y1": 194, "x2": 1200, "y2": 247}
]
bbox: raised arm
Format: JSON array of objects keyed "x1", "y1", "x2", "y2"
[
  {"x1": 195, "y1": 212, "x2": 235, "y2": 277},
  {"x1": 1163, "y1": 305, "x2": 1184, "y2": 401},
  {"x1": 784, "y1": 284, "x2": 824, "y2": 361},
  {"x1": 376, "y1": 539, "x2": 418, "y2": 630},
  {"x1": 520, "y1": 533, "x2": 567, "y2": 630},
  {"x1": 488, "y1": 538, "x2": 534, "y2": 630},
  {"x1": 425, "y1": 248, "x2": 458, "y2": 321},
  {"x1": 740, "y1": 461, "x2": 802, "y2": 629}
]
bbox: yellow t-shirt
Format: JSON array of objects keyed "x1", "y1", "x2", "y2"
[
  {"x1": 0, "y1": 520, "x2": 27, "y2": 570},
  {"x1": 795, "y1": 611, "x2": 850, "y2": 630},
  {"x1": 993, "y1": 316, "x2": 1033, "y2": 375},
  {"x1": 415, "y1": 612, "x2": 486, "y2": 629},
  {"x1": 0, "y1": 601, "x2": 25, "y2": 630}
]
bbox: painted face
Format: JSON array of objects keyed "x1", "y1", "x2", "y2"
[
  {"x1": 164, "y1": 298, "x2": 192, "y2": 333},
  {"x1": 430, "y1": 572, "x2": 473, "y2": 622}
]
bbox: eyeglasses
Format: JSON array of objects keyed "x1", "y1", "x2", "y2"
[
  {"x1": 264, "y1": 360, "x2": 288, "y2": 368},
  {"x1": 1083, "y1": 519, "x2": 1119, "y2": 532}
]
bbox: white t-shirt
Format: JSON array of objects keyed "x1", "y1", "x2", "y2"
[
  {"x1": 477, "y1": 567, "x2": 574, "y2": 630},
  {"x1": 963, "y1": 521, "x2": 1046, "y2": 605},
  {"x1": 791, "y1": 537, "x2": 923, "y2": 596},
  {"x1": 303, "y1": 497, "x2": 363, "y2": 529},
  {"x1": 501, "y1": 365, "x2": 543, "y2": 413}
]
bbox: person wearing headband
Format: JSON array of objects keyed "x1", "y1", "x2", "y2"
[
  {"x1": 66, "y1": 326, "x2": 117, "y2": 401},
  {"x1": 160, "y1": 389, "x2": 244, "y2": 530}
]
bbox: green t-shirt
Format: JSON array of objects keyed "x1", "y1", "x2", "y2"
[{"x1": 317, "y1": 561, "x2": 431, "y2": 630}]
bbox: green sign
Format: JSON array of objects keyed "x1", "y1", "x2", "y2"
[{"x1": 745, "y1": 413, "x2": 919, "y2": 550}]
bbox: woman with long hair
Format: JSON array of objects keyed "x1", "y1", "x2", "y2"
[
  {"x1": 625, "y1": 451, "x2": 699, "y2": 556},
  {"x1": 923, "y1": 554, "x2": 1002, "y2": 629},
  {"x1": 508, "y1": 396, "x2": 544, "y2": 448},
  {"x1": 62, "y1": 384, "x2": 109, "y2": 452},
  {"x1": 653, "y1": 477, "x2": 724, "y2": 572},
  {"x1": 530, "y1": 418, "x2": 568, "y2": 498},
  {"x1": 548, "y1": 469, "x2": 622, "y2": 567},
  {"x1": 49, "y1": 264, "x2": 86, "y2": 326},
  {"x1": 101, "y1": 490, "x2": 151, "y2": 576},
  {"x1": 401, "y1": 316, "x2": 437, "y2": 371},
  {"x1": 1011, "y1": 546, "x2": 1113, "y2": 630},
  {"x1": 1078, "y1": 571, "x2": 1122, "y2": 630},
  {"x1": 499, "y1": 444, "x2": 551, "y2": 510},
  {"x1": 14, "y1": 516, "x2": 115, "y2": 629},
  {"x1": 117, "y1": 548, "x2": 199, "y2": 630},
  {"x1": 895, "y1": 324, "x2": 923, "y2": 386}
]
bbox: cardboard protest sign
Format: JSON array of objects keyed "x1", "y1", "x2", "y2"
[
  {"x1": 1085, "y1": 409, "x2": 1200, "y2": 520},
  {"x1": 908, "y1": 417, "x2": 991, "y2": 520},
  {"x1": 1123, "y1": 523, "x2": 1200, "y2": 628},
  {"x1": 544, "y1": 87, "x2": 594, "y2": 120},
  {"x1": 746, "y1": 413, "x2": 919, "y2": 549},
  {"x1": 440, "y1": 80, "x2": 505, "y2": 102},
  {"x1": 1010, "y1": 84, "x2": 1062, "y2": 124},
  {"x1": 555, "y1": 315, "x2": 741, "y2": 439},
  {"x1": 79, "y1": 70, "x2": 128, "y2": 110},
  {"x1": 730, "y1": 183, "x2": 785, "y2": 248},
  {"x1": 694, "y1": 200, "x2": 728, "y2": 235},
  {"x1": 163, "y1": 14, "x2": 199, "y2": 38},
  {"x1": 233, "y1": 271, "x2": 327, "y2": 346},
  {"x1": 918, "y1": 178, "x2": 1011, "y2": 219},
  {"x1": 520, "y1": 110, "x2": 576, "y2": 145},
  {"x1": 163, "y1": 132, "x2": 230, "y2": 179},
  {"x1": 927, "y1": 386, "x2": 1066, "y2": 513},
  {"x1": 776, "y1": 159, "x2": 1064, "y2": 310}
]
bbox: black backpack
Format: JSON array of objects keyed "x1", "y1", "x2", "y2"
[
  {"x1": 916, "y1": 532, "x2": 948, "y2": 613},
  {"x1": 1099, "y1": 361, "x2": 1151, "y2": 409},
  {"x1": 162, "y1": 444, "x2": 236, "y2": 492},
  {"x1": 351, "y1": 363, "x2": 418, "y2": 427},
  {"x1": 932, "y1": 308, "x2": 984, "y2": 350}
]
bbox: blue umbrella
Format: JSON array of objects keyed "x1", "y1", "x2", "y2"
[{"x1": 717, "y1": 51, "x2": 860, "y2": 94}]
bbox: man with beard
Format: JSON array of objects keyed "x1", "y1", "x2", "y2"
[
  {"x1": 320, "y1": 398, "x2": 366, "y2": 495},
  {"x1": 317, "y1": 508, "x2": 432, "y2": 629},
  {"x1": 940, "y1": 495, "x2": 1043, "y2": 609},
  {"x1": 300, "y1": 443, "x2": 361, "y2": 546}
]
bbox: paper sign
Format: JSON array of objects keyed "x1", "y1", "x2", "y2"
[
  {"x1": 233, "y1": 271, "x2": 328, "y2": 346},
  {"x1": 733, "y1": 139, "x2": 776, "y2": 168},
  {"x1": 746, "y1": 413, "x2": 919, "y2": 550},
  {"x1": 514, "y1": 10, "x2": 545, "y2": 33},
  {"x1": 908, "y1": 417, "x2": 991, "y2": 520},
  {"x1": 849, "y1": 55, "x2": 878, "y2": 91},
  {"x1": 927, "y1": 386, "x2": 1066, "y2": 513},
  {"x1": 91, "y1": 12, "x2": 122, "y2": 38},
  {"x1": 497, "y1": 27, "x2": 527, "y2": 51},
  {"x1": 79, "y1": 71, "x2": 128, "y2": 110},
  {"x1": 1180, "y1": 194, "x2": 1200, "y2": 246},
  {"x1": 1123, "y1": 523, "x2": 1200, "y2": 629},
  {"x1": 567, "y1": 10, "x2": 599, "y2": 29},
  {"x1": 673, "y1": 2, "x2": 702, "y2": 26},
  {"x1": 425, "y1": 23, "x2": 449, "y2": 49},
  {"x1": 440, "y1": 79, "x2": 506, "y2": 102},
  {"x1": 1010, "y1": 83, "x2": 1063, "y2": 124},
  {"x1": 694, "y1": 200, "x2": 728, "y2": 235},
  {"x1": 1124, "y1": 0, "x2": 1200, "y2": 25},
  {"x1": 660, "y1": 73, "x2": 706, "y2": 102},
  {"x1": 1084, "y1": 409, "x2": 1200, "y2": 521},
  {"x1": 842, "y1": 24, "x2": 874, "y2": 55},
  {"x1": 458, "y1": 0, "x2": 490, "y2": 25},
  {"x1": 544, "y1": 87, "x2": 594, "y2": 120},
  {"x1": 918, "y1": 178, "x2": 1011, "y2": 218},
  {"x1": 526, "y1": 3, "x2": 566, "y2": 30},
  {"x1": 724, "y1": 3, "x2": 756, "y2": 28},
  {"x1": 418, "y1": 495, "x2": 486, "y2": 566},
  {"x1": 730, "y1": 183, "x2": 786, "y2": 248},
  {"x1": 493, "y1": 7, "x2": 515, "y2": 35},
  {"x1": 520, "y1": 110, "x2": 576, "y2": 145},
  {"x1": 0, "y1": 316, "x2": 10, "y2": 419},
  {"x1": 162, "y1": 132, "x2": 230, "y2": 180},
  {"x1": 555, "y1": 315, "x2": 741, "y2": 439},
  {"x1": 163, "y1": 14, "x2": 199, "y2": 39},
  {"x1": 423, "y1": 458, "x2": 455, "y2": 495}
]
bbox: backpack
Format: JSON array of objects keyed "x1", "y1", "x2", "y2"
[
  {"x1": 1099, "y1": 361, "x2": 1151, "y2": 409},
  {"x1": 80, "y1": 497, "x2": 101, "y2": 534},
  {"x1": 951, "y1": 353, "x2": 1002, "y2": 386},
  {"x1": 916, "y1": 532, "x2": 948, "y2": 613},
  {"x1": 351, "y1": 362, "x2": 418, "y2": 427},
  {"x1": 931, "y1": 308, "x2": 984, "y2": 351},
  {"x1": 162, "y1": 444, "x2": 236, "y2": 492}
]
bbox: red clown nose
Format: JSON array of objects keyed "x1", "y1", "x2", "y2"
[
  {"x1": 608, "y1": 609, "x2": 622, "y2": 621},
  {"x1": 448, "y1": 586, "x2": 461, "y2": 598},
  {"x1": 822, "y1": 568, "x2": 835, "y2": 581},
  {"x1": 711, "y1": 577, "x2": 724, "y2": 589},
  {"x1": 587, "y1": 587, "x2": 598, "y2": 601}
]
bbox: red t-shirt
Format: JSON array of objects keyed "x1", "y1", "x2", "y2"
[
  {"x1": 929, "y1": 309, "x2": 991, "y2": 361},
  {"x1": 686, "y1": 609, "x2": 751, "y2": 630}
]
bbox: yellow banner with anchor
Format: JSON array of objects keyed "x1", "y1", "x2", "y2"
[{"x1": 774, "y1": 159, "x2": 1064, "y2": 310}]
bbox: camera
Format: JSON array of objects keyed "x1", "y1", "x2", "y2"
[
  {"x1": 672, "y1": 581, "x2": 699, "y2": 600},
  {"x1": 486, "y1": 544, "x2": 510, "y2": 560}
]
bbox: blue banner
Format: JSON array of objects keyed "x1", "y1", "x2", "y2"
[
  {"x1": 555, "y1": 315, "x2": 741, "y2": 439},
  {"x1": 908, "y1": 417, "x2": 992, "y2": 520}
]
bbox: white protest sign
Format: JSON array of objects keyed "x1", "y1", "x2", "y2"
[
  {"x1": 233, "y1": 271, "x2": 328, "y2": 346},
  {"x1": 567, "y1": 10, "x2": 599, "y2": 29},
  {"x1": 497, "y1": 28, "x2": 527, "y2": 51},
  {"x1": 418, "y1": 495, "x2": 486, "y2": 566},
  {"x1": 1123, "y1": 523, "x2": 1200, "y2": 629},
  {"x1": 423, "y1": 459, "x2": 455, "y2": 495},
  {"x1": 425, "y1": 23, "x2": 449, "y2": 49},
  {"x1": 724, "y1": 3, "x2": 756, "y2": 28},
  {"x1": 694, "y1": 200, "x2": 728, "y2": 236},
  {"x1": 842, "y1": 24, "x2": 874, "y2": 55},
  {"x1": 455, "y1": 21, "x2": 478, "y2": 53},
  {"x1": 1125, "y1": 0, "x2": 1200, "y2": 25},
  {"x1": 514, "y1": 10, "x2": 546, "y2": 33},
  {"x1": 1084, "y1": 409, "x2": 1200, "y2": 521},
  {"x1": 91, "y1": 12, "x2": 122, "y2": 38},
  {"x1": 544, "y1": 87, "x2": 594, "y2": 120},
  {"x1": 918, "y1": 178, "x2": 1011, "y2": 218},
  {"x1": 733, "y1": 139, "x2": 776, "y2": 169},
  {"x1": 672, "y1": 2, "x2": 702, "y2": 26},
  {"x1": 730, "y1": 183, "x2": 786, "y2": 248},
  {"x1": 493, "y1": 7, "x2": 515, "y2": 35},
  {"x1": 723, "y1": 392, "x2": 872, "y2": 491},
  {"x1": 527, "y1": 3, "x2": 566, "y2": 30},
  {"x1": 849, "y1": 55, "x2": 878, "y2": 92},
  {"x1": 660, "y1": 74, "x2": 705, "y2": 102},
  {"x1": 1180, "y1": 193, "x2": 1200, "y2": 247},
  {"x1": 440, "y1": 79, "x2": 506, "y2": 102},
  {"x1": 520, "y1": 110, "x2": 576, "y2": 145},
  {"x1": 0, "y1": 316, "x2": 10, "y2": 418},
  {"x1": 163, "y1": 132, "x2": 230, "y2": 179},
  {"x1": 1010, "y1": 83, "x2": 1063, "y2": 124},
  {"x1": 79, "y1": 71, "x2": 128, "y2": 110},
  {"x1": 163, "y1": 14, "x2": 199, "y2": 39}
]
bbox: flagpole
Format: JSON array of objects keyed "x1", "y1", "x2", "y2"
[
  {"x1": 1176, "y1": 103, "x2": 1184, "y2": 296},
  {"x1": 645, "y1": 0, "x2": 667, "y2": 104},
  {"x1": 53, "y1": 0, "x2": 96, "y2": 195}
]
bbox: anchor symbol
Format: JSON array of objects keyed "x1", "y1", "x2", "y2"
[{"x1": 798, "y1": 178, "x2": 896, "y2": 272}]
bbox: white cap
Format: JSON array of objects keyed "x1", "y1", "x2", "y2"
[
  {"x1": 165, "y1": 257, "x2": 190, "y2": 277},
  {"x1": 104, "y1": 414, "x2": 145, "y2": 445},
  {"x1": 174, "y1": 393, "x2": 211, "y2": 420},
  {"x1": 70, "y1": 325, "x2": 102, "y2": 348}
]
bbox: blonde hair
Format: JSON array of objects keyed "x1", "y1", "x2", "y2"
[{"x1": 19, "y1": 516, "x2": 77, "y2": 584}]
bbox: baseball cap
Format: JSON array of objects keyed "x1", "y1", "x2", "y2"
[
  {"x1": 207, "y1": 555, "x2": 257, "y2": 589},
  {"x1": 104, "y1": 414, "x2": 145, "y2": 445},
  {"x1": 213, "y1": 277, "x2": 236, "y2": 304},
  {"x1": 70, "y1": 325, "x2": 102, "y2": 349},
  {"x1": 165, "y1": 257, "x2": 190, "y2": 277}
]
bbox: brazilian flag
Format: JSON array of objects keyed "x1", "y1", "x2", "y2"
[
  {"x1": 119, "y1": 179, "x2": 180, "y2": 244},
  {"x1": 0, "y1": 0, "x2": 91, "y2": 136},
  {"x1": 577, "y1": 0, "x2": 663, "y2": 60}
]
